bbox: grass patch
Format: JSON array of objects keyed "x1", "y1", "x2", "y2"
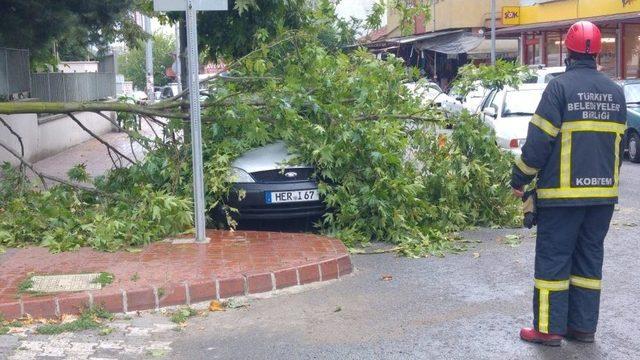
[
  {"x1": 92, "y1": 272, "x2": 115, "y2": 287},
  {"x1": 35, "y1": 306, "x2": 113, "y2": 335},
  {"x1": 0, "y1": 326, "x2": 8, "y2": 335},
  {"x1": 130, "y1": 273, "x2": 140, "y2": 282},
  {"x1": 170, "y1": 307, "x2": 197, "y2": 324},
  {"x1": 17, "y1": 276, "x2": 34, "y2": 294}
]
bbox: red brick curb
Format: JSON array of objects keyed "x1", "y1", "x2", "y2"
[{"x1": 0, "y1": 254, "x2": 352, "y2": 320}]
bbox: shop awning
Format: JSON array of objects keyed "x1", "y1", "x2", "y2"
[
  {"x1": 467, "y1": 39, "x2": 519, "y2": 59},
  {"x1": 496, "y1": 12, "x2": 640, "y2": 35},
  {"x1": 415, "y1": 31, "x2": 484, "y2": 54},
  {"x1": 361, "y1": 30, "x2": 468, "y2": 50}
]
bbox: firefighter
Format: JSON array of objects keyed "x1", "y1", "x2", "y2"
[{"x1": 511, "y1": 21, "x2": 627, "y2": 346}]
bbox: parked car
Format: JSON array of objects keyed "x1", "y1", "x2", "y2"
[
  {"x1": 524, "y1": 65, "x2": 566, "y2": 84},
  {"x1": 447, "y1": 82, "x2": 490, "y2": 115},
  {"x1": 131, "y1": 90, "x2": 148, "y2": 102},
  {"x1": 159, "y1": 83, "x2": 181, "y2": 99},
  {"x1": 404, "y1": 81, "x2": 458, "y2": 108},
  {"x1": 479, "y1": 83, "x2": 547, "y2": 154},
  {"x1": 214, "y1": 141, "x2": 324, "y2": 224},
  {"x1": 618, "y1": 79, "x2": 640, "y2": 162}
]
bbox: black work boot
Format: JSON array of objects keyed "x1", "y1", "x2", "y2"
[{"x1": 565, "y1": 328, "x2": 595, "y2": 343}]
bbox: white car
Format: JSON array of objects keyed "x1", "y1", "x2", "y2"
[
  {"x1": 525, "y1": 65, "x2": 566, "y2": 84},
  {"x1": 479, "y1": 83, "x2": 547, "y2": 154},
  {"x1": 446, "y1": 82, "x2": 490, "y2": 115},
  {"x1": 404, "y1": 81, "x2": 458, "y2": 108}
]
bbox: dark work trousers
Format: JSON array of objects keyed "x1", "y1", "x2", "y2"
[{"x1": 532, "y1": 205, "x2": 614, "y2": 335}]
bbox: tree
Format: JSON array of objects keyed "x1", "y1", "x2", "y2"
[
  {"x1": 0, "y1": 0, "x2": 148, "y2": 65},
  {"x1": 165, "y1": 0, "x2": 309, "y2": 62},
  {"x1": 118, "y1": 32, "x2": 176, "y2": 90}
]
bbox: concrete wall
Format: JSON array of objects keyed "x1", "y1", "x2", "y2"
[
  {"x1": 519, "y1": 0, "x2": 640, "y2": 24},
  {"x1": 0, "y1": 111, "x2": 116, "y2": 166},
  {"x1": 387, "y1": 0, "x2": 521, "y2": 37}
]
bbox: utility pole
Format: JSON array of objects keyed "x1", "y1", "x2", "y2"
[
  {"x1": 491, "y1": 0, "x2": 497, "y2": 65},
  {"x1": 144, "y1": 16, "x2": 155, "y2": 101}
]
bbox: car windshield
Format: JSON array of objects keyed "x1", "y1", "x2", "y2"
[
  {"x1": 544, "y1": 72, "x2": 563, "y2": 82},
  {"x1": 502, "y1": 89, "x2": 544, "y2": 117},
  {"x1": 624, "y1": 83, "x2": 640, "y2": 104}
]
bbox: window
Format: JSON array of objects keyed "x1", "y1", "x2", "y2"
[
  {"x1": 480, "y1": 90, "x2": 497, "y2": 111},
  {"x1": 624, "y1": 24, "x2": 640, "y2": 79},
  {"x1": 623, "y1": 83, "x2": 640, "y2": 103},
  {"x1": 599, "y1": 29, "x2": 618, "y2": 78},
  {"x1": 502, "y1": 89, "x2": 544, "y2": 117},
  {"x1": 546, "y1": 33, "x2": 562, "y2": 67}
]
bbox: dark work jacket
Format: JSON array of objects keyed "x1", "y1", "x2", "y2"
[{"x1": 511, "y1": 59, "x2": 627, "y2": 207}]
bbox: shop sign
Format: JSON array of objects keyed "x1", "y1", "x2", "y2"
[{"x1": 502, "y1": 6, "x2": 521, "y2": 26}]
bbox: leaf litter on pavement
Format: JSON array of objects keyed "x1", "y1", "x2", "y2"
[{"x1": 501, "y1": 234, "x2": 523, "y2": 248}]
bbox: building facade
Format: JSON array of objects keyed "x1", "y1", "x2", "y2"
[
  {"x1": 365, "y1": 0, "x2": 519, "y2": 90},
  {"x1": 497, "y1": 0, "x2": 640, "y2": 79}
]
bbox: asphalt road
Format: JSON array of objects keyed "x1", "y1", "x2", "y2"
[
  {"x1": 2, "y1": 163, "x2": 639, "y2": 360},
  {"x1": 168, "y1": 162, "x2": 640, "y2": 360}
]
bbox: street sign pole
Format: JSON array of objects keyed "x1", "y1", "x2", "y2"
[
  {"x1": 185, "y1": 0, "x2": 207, "y2": 243},
  {"x1": 153, "y1": 0, "x2": 228, "y2": 243}
]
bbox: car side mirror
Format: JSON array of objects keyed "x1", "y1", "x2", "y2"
[{"x1": 483, "y1": 107, "x2": 497, "y2": 118}]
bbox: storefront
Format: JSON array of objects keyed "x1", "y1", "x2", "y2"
[
  {"x1": 497, "y1": 11, "x2": 640, "y2": 79},
  {"x1": 361, "y1": 30, "x2": 518, "y2": 90}
]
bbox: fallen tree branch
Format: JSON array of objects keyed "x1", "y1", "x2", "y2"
[
  {"x1": 163, "y1": 32, "x2": 299, "y2": 103},
  {"x1": 67, "y1": 113, "x2": 136, "y2": 165},
  {"x1": 354, "y1": 114, "x2": 440, "y2": 122},
  {"x1": 0, "y1": 115, "x2": 25, "y2": 157},
  {"x1": 93, "y1": 112, "x2": 153, "y2": 152},
  {"x1": 0, "y1": 139, "x2": 46, "y2": 189},
  {"x1": 0, "y1": 139, "x2": 117, "y2": 195},
  {"x1": 0, "y1": 101, "x2": 188, "y2": 119}
]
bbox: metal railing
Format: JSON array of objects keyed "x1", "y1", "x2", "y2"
[
  {"x1": 0, "y1": 47, "x2": 31, "y2": 99},
  {"x1": 30, "y1": 72, "x2": 116, "y2": 102}
]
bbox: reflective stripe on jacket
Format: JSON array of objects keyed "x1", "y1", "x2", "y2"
[{"x1": 511, "y1": 59, "x2": 627, "y2": 207}]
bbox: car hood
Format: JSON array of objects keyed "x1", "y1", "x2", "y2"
[
  {"x1": 493, "y1": 115, "x2": 531, "y2": 139},
  {"x1": 628, "y1": 106, "x2": 640, "y2": 117},
  {"x1": 232, "y1": 141, "x2": 308, "y2": 173}
]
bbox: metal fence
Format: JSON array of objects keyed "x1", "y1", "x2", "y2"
[
  {"x1": 30, "y1": 72, "x2": 116, "y2": 102},
  {"x1": 0, "y1": 47, "x2": 31, "y2": 99}
]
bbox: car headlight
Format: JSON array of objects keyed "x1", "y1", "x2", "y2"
[{"x1": 228, "y1": 167, "x2": 255, "y2": 183}]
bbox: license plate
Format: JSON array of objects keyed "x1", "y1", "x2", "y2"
[{"x1": 265, "y1": 189, "x2": 319, "y2": 204}]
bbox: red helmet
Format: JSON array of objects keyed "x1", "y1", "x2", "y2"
[{"x1": 565, "y1": 21, "x2": 602, "y2": 55}]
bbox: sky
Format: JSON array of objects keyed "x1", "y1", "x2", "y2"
[{"x1": 335, "y1": 0, "x2": 381, "y2": 22}]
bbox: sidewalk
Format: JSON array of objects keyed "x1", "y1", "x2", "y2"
[{"x1": 1, "y1": 130, "x2": 353, "y2": 320}]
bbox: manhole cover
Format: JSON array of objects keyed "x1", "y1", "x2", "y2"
[{"x1": 29, "y1": 273, "x2": 103, "y2": 293}]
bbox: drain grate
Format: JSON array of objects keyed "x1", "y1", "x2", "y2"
[{"x1": 29, "y1": 273, "x2": 103, "y2": 293}]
